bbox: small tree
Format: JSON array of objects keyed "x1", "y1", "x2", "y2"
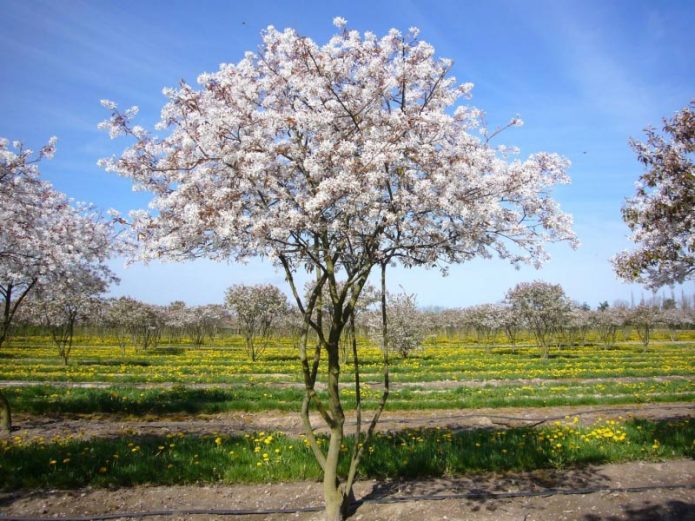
[
  {"x1": 224, "y1": 284, "x2": 288, "y2": 361},
  {"x1": 100, "y1": 20, "x2": 575, "y2": 519},
  {"x1": 188, "y1": 304, "x2": 230, "y2": 345},
  {"x1": 614, "y1": 100, "x2": 694, "y2": 288},
  {"x1": 163, "y1": 300, "x2": 188, "y2": 343},
  {"x1": 465, "y1": 303, "x2": 505, "y2": 351},
  {"x1": 593, "y1": 307, "x2": 625, "y2": 347},
  {"x1": 661, "y1": 307, "x2": 687, "y2": 341},
  {"x1": 35, "y1": 266, "x2": 113, "y2": 365},
  {"x1": 499, "y1": 305, "x2": 522, "y2": 351},
  {"x1": 129, "y1": 303, "x2": 163, "y2": 351},
  {"x1": 628, "y1": 304, "x2": 661, "y2": 351},
  {"x1": 561, "y1": 305, "x2": 592, "y2": 347},
  {"x1": 433, "y1": 308, "x2": 466, "y2": 340},
  {"x1": 369, "y1": 291, "x2": 424, "y2": 358},
  {"x1": 506, "y1": 281, "x2": 571, "y2": 359},
  {"x1": 104, "y1": 297, "x2": 141, "y2": 354}
]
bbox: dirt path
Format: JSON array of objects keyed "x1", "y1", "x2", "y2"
[
  {"x1": 1, "y1": 460, "x2": 693, "y2": 520},
  {"x1": 9, "y1": 402, "x2": 695, "y2": 441},
  {"x1": 1, "y1": 374, "x2": 693, "y2": 389}
]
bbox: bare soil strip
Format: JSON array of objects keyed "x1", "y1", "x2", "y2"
[
  {"x1": 1, "y1": 374, "x2": 693, "y2": 389},
  {"x1": 8, "y1": 402, "x2": 695, "y2": 440},
  {"x1": 1, "y1": 460, "x2": 693, "y2": 520}
]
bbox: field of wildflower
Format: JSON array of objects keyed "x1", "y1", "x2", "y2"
[
  {"x1": 1, "y1": 333, "x2": 694, "y2": 410},
  {"x1": 1, "y1": 417, "x2": 693, "y2": 489},
  {"x1": 1, "y1": 332, "x2": 693, "y2": 489}
]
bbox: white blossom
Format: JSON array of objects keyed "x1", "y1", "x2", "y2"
[
  {"x1": 98, "y1": 21, "x2": 577, "y2": 517},
  {"x1": 224, "y1": 284, "x2": 288, "y2": 361},
  {"x1": 1, "y1": 137, "x2": 117, "y2": 346},
  {"x1": 613, "y1": 100, "x2": 694, "y2": 288}
]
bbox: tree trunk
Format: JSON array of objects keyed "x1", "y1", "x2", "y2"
[
  {"x1": 323, "y1": 335, "x2": 348, "y2": 520},
  {"x1": 323, "y1": 426, "x2": 347, "y2": 521},
  {"x1": 246, "y1": 336, "x2": 256, "y2": 361},
  {"x1": 0, "y1": 390, "x2": 11, "y2": 433}
]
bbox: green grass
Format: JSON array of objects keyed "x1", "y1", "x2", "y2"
[
  {"x1": 3, "y1": 379, "x2": 694, "y2": 415},
  {"x1": 1, "y1": 418, "x2": 693, "y2": 490}
]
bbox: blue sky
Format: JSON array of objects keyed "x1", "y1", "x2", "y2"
[{"x1": 1, "y1": 0, "x2": 693, "y2": 308}]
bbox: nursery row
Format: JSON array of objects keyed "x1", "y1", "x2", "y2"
[{"x1": 1, "y1": 418, "x2": 692, "y2": 490}]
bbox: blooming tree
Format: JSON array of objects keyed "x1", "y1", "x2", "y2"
[
  {"x1": 592, "y1": 306, "x2": 626, "y2": 347},
  {"x1": 103, "y1": 298, "x2": 174, "y2": 352},
  {"x1": 465, "y1": 303, "x2": 505, "y2": 351},
  {"x1": 661, "y1": 306, "x2": 688, "y2": 341},
  {"x1": 163, "y1": 300, "x2": 189, "y2": 342},
  {"x1": 103, "y1": 297, "x2": 142, "y2": 354},
  {"x1": 161, "y1": 301, "x2": 229, "y2": 345},
  {"x1": 188, "y1": 304, "x2": 230, "y2": 345},
  {"x1": 34, "y1": 266, "x2": 113, "y2": 365},
  {"x1": 100, "y1": 20, "x2": 575, "y2": 519},
  {"x1": 614, "y1": 100, "x2": 695, "y2": 288},
  {"x1": 499, "y1": 304, "x2": 522, "y2": 350},
  {"x1": 129, "y1": 303, "x2": 164, "y2": 351},
  {"x1": 0, "y1": 137, "x2": 116, "y2": 432},
  {"x1": 368, "y1": 290, "x2": 425, "y2": 358},
  {"x1": 627, "y1": 304, "x2": 661, "y2": 350},
  {"x1": 505, "y1": 281, "x2": 571, "y2": 359},
  {"x1": 224, "y1": 284, "x2": 288, "y2": 361},
  {"x1": 561, "y1": 305, "x2": 592, "y2": 347}
]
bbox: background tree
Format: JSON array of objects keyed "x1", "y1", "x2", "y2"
[
  {"x1": 224, "y1": 284, "x2": 288, "y2": 361},
  {"x1": 100, "y1": 20, "x2": 576, "y2": 519},
  {"x1": 188, "y1": 304, "x2": 230, "y2": 345},
  {"x1": 368, "y1": 290, "x2": 425, "y2": 358},
  {"x1": 661, "y1": 306, "x2": 687, "y2": 341},
  {"x1": 129, "y1": 303, "x2": 163, "y2": 351},
  {"x1": 628, "y1": 304, "x2": 661, "y2": 351},
  {"x1": 163, "y1": 300, "x2": 188, "y2": 343},
  {"x1": 1, "y1": 137, "x2": 114, "y2": 347},
  {"x1": 104, "y1": 297, "x2": 142, "y2": 354},
  {"x1": 614, "y1": 100, "x2": 694, "y2": 288},
  {"x1": 593, "y1": 306, "x2": 625, "y2": 348},
  {"x1": 465, "y1": 303, "x2": 505, "y2": 351},
  {"x1": 0, "y1": 137, "x2": 115, "y2": 432},
  {"x1": 561, "y1": 305, "x2": 592, "y2": 347},
  {"x1": 499, "y1": 304, "x2": 522, "y2": 351},
  {"x1": 34, "y1": 266, "x2": 113, "y2": 365},
  {"x1": 506, "y1": 281, "x2": 571, "y2": 359}
]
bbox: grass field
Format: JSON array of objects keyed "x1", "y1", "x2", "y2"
[
  {"x1": 2, "y1": 418, "x2": 693, "y2": 490},
  {"x1": 1, "y1": 333, "x2": 693, "y2": 490}
]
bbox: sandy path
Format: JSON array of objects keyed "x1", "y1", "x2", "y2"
[
  {"x1": 1, "y1": 374, "x2": 693, "y2": 389},
  {"x1": 8, "y1": 402, "x2": 694, "y2": 440},
  {"x1": 1, "y1": 460, "x2": 693, "y2": 520}
]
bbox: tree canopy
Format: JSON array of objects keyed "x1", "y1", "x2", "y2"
[{"x1": 614, "y1": 100, "x2": 695, "y2": 289}]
